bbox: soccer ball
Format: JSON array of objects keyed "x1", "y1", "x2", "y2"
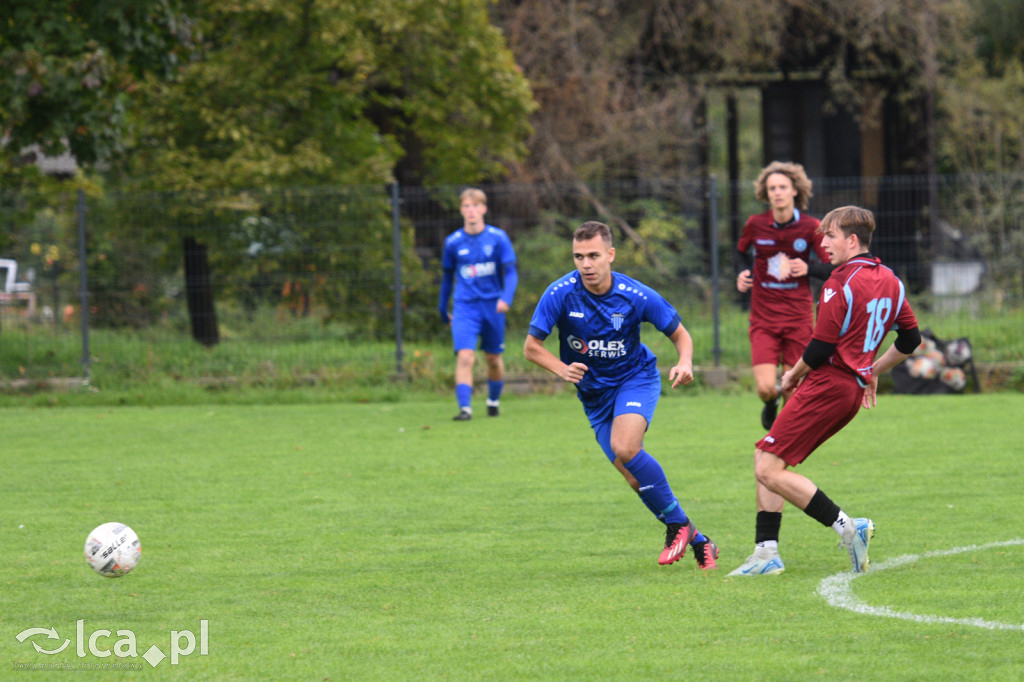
[
  {"x1": 925, "y1": 349, "x2": 946, "y2": 366},
  {"x1": 84, "y1": 523, "x2": 142, "y2": 577},
  {"x1": 940, "y1": 366, "x2": 967, "y2": 391},
  {"x1": 907, "y1": 356, "x2": 939, "y2": 380},
  {"x1": 914, "y1": 337, "x2": 937, "y2": 357},
  {"x1": 945, "y1": 338, "x2": 972, "y2": 366}
]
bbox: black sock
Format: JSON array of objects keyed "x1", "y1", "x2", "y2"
[
  {"x1": 803, "y1": 488, "x2": 841, "y2": 528},
  {"x1": 755, "y1": 511, "x2": 782, "y2": 544}
]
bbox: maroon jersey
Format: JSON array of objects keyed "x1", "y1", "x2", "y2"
[
  {"x1": 737, "y1": 209, "x2": 828, "y2": 329},
  {"x1": 813, "y1": 254, "x2": 918, "y2": 385}
]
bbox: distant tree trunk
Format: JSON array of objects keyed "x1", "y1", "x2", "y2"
[{"x1": 183, "y1": 236, "x2": 219, "y2": 346}]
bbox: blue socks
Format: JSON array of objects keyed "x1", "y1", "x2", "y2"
[
  {"x1": 623, "y1": 450, "x2": 687, "y2": 525},
  {"x1": 456, "y1": 381, "x2": 503, "y2": 412},
  {"x1": 487, "y1": 379, "x2": 503, "y2": 403},
  {"x1": 625, "y1": 449, "x2": 707, "y2": 545},
  {"x1": 456, "y1": 383, "x2": 472, "y2": 410}
]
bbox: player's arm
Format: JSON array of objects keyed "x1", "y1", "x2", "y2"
[
  {"x1": 735, "y1": 222, "x2": 755, "y2": 292},
  {"x1": 524, "y1": 334, "x2": 588, "y2": 384},
  {"x1": 735, "y1": 249, "x2": 753, "y2": 292},
  {"x1": 791, "y1": 236, "x2": 834, "y2": 281},
  {"x1": 805, "y1": 260, "x2": 835, "y2": 281},
  {"x1": 438, "y1": 267, "x2": 455, "y2": 324},
  {"x1": 862, "y1": 326, "x2": 922, "y2": 408},
  {"x1": 665, "y1": 323, "x2": 694, "y2": 388},
  {"x1": 781, "y1": 338, "x2": 834, "y2": 393},
  {"x1": 497, "y1": 262, "x2": 517, "y2": 313}
]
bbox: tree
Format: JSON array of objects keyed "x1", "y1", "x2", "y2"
[
  {"x1": 0, "y1": 0, "x2": 195, "y2": 169},
  {"x1": 109, "y1": 0, "x2": 536, "y2": 343},
  {"x1": 121, "y1": 0, "x2": 535, "y2": 190}
]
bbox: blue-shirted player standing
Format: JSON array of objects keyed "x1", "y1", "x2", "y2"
[
  {"x1": 439, "y1": 188, "x2": 518, "y2": 421},
  {"x1": 524, "y1": 221, "x2": 719, "y2": 569}
]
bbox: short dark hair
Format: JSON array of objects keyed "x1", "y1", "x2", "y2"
[
  {"x1": 818, "y1": 206, "x2": 876, "y2": 248},
  {"x1": 573, "y1": 221, "x2": 612, "y2": 246}
]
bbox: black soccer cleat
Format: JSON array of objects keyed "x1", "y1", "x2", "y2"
[
  {"x1": 693, "y1": 539, "x2": 720, "y2": 571},
  {"x1": 453, "y1": 409, "x2": 472, "y2": 421},
  {"x1": 487, "y1": 405, "x2": 499, "y2": 417}
]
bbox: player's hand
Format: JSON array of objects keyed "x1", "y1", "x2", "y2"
[
  {"x1": 862, "y1": 377, "x2": 878, "y2": 409},
  {"x1": 496, "y1": 299, "x2": 510, "y2": 314},
  {"x1": 788, "y1": 258, "x2": 808, "y2": 278},
  {"x1": 780, "y1": 368, "x2": 800, "y2": 394},
  {"x1": 560, "y1": 362, "x2": 589, "y2": 384},
  {"x1": 439, "y1": 309, "x2": 451, "y2": 325},
  {"x1": 736, "y1": 270, "x2": 752, "y2": 292},
  {"x1": 669, "y1": 362, "x2": 693, "y2": 388}
]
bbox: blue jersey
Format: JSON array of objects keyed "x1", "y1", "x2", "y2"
[
  {"x1": 441, "y1": 225, "x2": 517, "y2": 303},
  {"x1": 528, "y1": 271, "x2": 682, "y2": 395}
]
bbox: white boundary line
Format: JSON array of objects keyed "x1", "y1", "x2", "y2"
[{"x1": 818, "y1": 538, "x2": 1024, "y2": 631}]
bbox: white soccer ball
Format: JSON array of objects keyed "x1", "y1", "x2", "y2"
[
  {"x1": 940, "y1": 366, "x2": 967, "y2": 391},
  {"x1": 945, "y1": 338, "x2": 972, "y2": 366},
  {"x1": 84, "y1": 523, "x2": 142, "y2": 577},
  {"x1": 914, "y1": 337, "x2": 937, "y2": 357},
  {"x1": 908, "y1": 356, "x2": 939, "y2": 380}
]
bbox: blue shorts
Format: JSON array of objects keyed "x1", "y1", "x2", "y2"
[
  {"x1": 451, "y1": 299, "x2": 506, "y2": 354},
  {"x1": 578, "y1": 367, "x2": 662, "y2": 463}
]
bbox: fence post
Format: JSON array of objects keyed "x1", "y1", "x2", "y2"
[
  {"x1": 390, "y1": 181, "x2": 405, "y2": 376},
  {"x1": 76, "y1": 189, "x2": 91, "y2": 380},
  {"x1": 709, "y1": 176, "x2": 721, "y2": 367}
]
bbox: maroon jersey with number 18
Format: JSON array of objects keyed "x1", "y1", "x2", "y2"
[
  {"x1": 737, "y1": 209, "x2": 828, "y2": 330},
  {"x1": 813, "y1": 255, "x2": 919, "y2": 386}
]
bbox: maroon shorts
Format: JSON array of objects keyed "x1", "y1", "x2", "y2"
[
  {"x1": 749, "y1": 322, "x2": 814, "y2": 367},
  {"x1": 756, "y1": 364, "x2": 863, "y2": 466}
]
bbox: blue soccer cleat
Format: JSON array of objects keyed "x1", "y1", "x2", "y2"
[
  {"x1": 843, "y1": 518, "x2": 874, "y2": 573},
  {"x1": 728, "y1": 546, "x2": 785, "y2": 576}
]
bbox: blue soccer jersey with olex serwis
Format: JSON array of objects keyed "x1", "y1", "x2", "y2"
[
  {"x1": 528, "y1": 271, "x2": 682, "y2": 394},
  {"x1": 442, "y1": 225, "x2": 517, "y2": 302}
]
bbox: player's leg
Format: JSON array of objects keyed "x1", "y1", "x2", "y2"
[
  {"x1": 752, "y1": 369, "x2": 873, "y2": 572},
  {"x1": 756, "y1": 449, "x2": 871, "y2": 571},
  {"x1": 482, "y1": 353, "x2": 503, "y2": 416},
  {"x1": 608, "y1": 377, "x2": 717, "y2": 568},
  {"x1": 729, "y1": 461, "x2": 788, "y2": 576},
  {"x1": 450, "y1": 304, "x2": 481, "y2": 420},
  {"x1": 779, "y1": 321, "x2": 813, "y2": 402},
  {"x1": 754, "y1": 482, "x2": 786, "y2": 557},
  {"x1": 479, "y1": 305, "x2": 507, "y2": 416},
  {"x1": 753, "y1": 362, "x2": 781, "y2": 428},
  {"x1": 452, "y1": 350, "x2": 476, "y2": 419},
  {"x1": 749, "y1": 326, "x2": 783, "y2": 429}
]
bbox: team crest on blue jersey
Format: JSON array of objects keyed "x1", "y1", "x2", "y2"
[
  {"x1": 794, "y1": 238, "x2": 808, "y2": 252},
  {"x1": 484, "y1": 244, "x2": 494, "y2": 257},
  {"x1": 611, "y1": 313, "x2": 624, "y2": 331}
]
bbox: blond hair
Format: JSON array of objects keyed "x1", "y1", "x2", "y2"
[
  {"x1": 459, "y1": 188, "x2": 487, "y2": 205},
  {"x1": 753, "y1": 161, "x2": 813, "y2": 210}
]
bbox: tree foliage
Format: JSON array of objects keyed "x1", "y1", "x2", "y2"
[
  {"x1": 0, "y1": 0, "x2": 194, "y2": 168},
  {"x1": 121, "y1": 0, "x2": 536, "y2": 191}
]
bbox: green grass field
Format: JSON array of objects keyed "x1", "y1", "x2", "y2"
[{"x1": 3, "y1": 392, "x2": 1023, "y2": 680}]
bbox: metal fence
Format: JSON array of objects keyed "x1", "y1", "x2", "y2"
[{"x1": 1, "y1": 174, "x2": 1022, "y2": 382}]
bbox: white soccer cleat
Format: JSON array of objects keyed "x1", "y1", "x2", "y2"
[
  {"x1": 728, "y1": 546, "x2": 785, "y2": 576},
  {"x1": 843, "y1": 518, "x2": 874, "y2": 573}
]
